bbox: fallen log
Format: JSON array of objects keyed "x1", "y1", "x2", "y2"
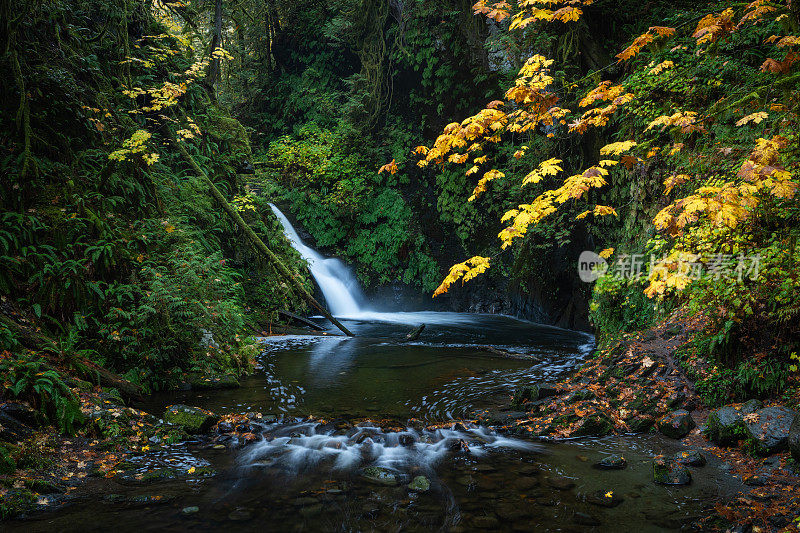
[
  {"x1": 403, "y1": 324, "x2": 425, "y2": 342},
  {"x1": 278, "y1": 309, "x2": 326, "y2": 331},
  {"x1": 174, "y1": 139, "x2": 353, "y2": 337}
]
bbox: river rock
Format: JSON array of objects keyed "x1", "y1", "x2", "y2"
[
  {"x1": 593, "y1": 455, "x2": 627, "y2": 470},
  {"x1": 789, "y1": 415, "x2": 800, "y2": 462},
  {"x1": 163, "y1": 404, "x2": 219, "y2": 434},
  {"x1": 182, "y1": 506, "x2": 199, "y2": 515},
  {"x1": 409, "y1": 475, "x2": 431, "y2": 492},
  {"x1": 511, "y1": 383, "x2": 559, "y2": 407},
  {"x1": 571, "y1": 413, "x2": 614, "y2": 437},
  {"x1": 674, "y1": 449, "x2": 706, "y2": 467},
  {"x1": 652, "y1": 455, "x2": 691, "y2": 485},
  {"x1": 743, "y1": 406, "x2": 797, "y2": 455},
  {"x1": 657, "y1": 410, "x2": 695, "y2": 439},
  {"x1": 360, "y1": 466, "x2": 398, "y2": 486},
  {"x1": 705, "y1": 400, "x2": 761, "y2": 445}
]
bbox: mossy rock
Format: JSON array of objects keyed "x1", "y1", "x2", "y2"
[
  {"x1": 567, "y1": 389, "x2": 595, "y2": 403},
  {"x1": 408, "y1": 475, "x2": 431, "y2": 492},
  {"x1": 360, "y1": 466, "x2": 398, "y2": 486},
  {"x1": 163, "y1": 404, "x2": 219, "y2": 434},
  {"x1": 186, "y1": 372, "x2": 240, "y2": 391},
  {"x1": 742, "y1": 406, "x2": 797, "y2": 456},
  {"x1": 657, "y1": 410, "x2": 696, "y2": 439},
  {"x1": 652, "y1": 456, "x2": 691, "y2": 485},
  {"x1": 207, "y1": 114, "x2": 251, "y2": 157},
  {"x1": 140, "y1": 468, "x2": 178, "y2": 482},
  {"x1": 705, "y1": 400, "x2": 761, "y2": 445},
  {"x1": 23, "y1": 478, "x2": 63, "y2": 493}
]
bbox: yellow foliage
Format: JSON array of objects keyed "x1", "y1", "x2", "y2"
[
  {"x1": 735, "y1": 112, "x2": 768, "y2": 126},
  {"x1": 663, "y1": 174, "x2": 691, "y2": 194},
  {"x1": 599, "y1": 140, "x2": 637, "y2": 156},
  {"x1": 469, "y1": 169, "x2": 506, "y2": 202},
  {"x1": 433, "y1": 256, "x2": 491, "y2": 297},
  {"x1": 378, "y1": 159, "x2": 398, "y2": 175}
]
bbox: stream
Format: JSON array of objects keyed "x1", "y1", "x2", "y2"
[{"x1": 10, "y1": 206, "x2": 744, "y2": 532}]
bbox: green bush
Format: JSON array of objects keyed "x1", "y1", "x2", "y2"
[{"x1": 0, "y1": 355, "x2": 83, "y2": 434}]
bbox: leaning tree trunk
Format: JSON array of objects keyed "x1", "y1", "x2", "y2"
[{"x1": 174, "y1": 140, "x2": 355, "y2": 337}]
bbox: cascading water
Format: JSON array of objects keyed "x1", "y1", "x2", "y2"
[{"x1": 270, "y1": 204, "x2": 369, "y2": 316}]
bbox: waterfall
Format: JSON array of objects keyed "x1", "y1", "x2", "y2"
[{"x1": 269, "y1": 204, "x2": 369, "y2": 317}]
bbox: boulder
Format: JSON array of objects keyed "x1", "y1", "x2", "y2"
[
  {"x1": 742, "y1": 406, "x2": 797, "y2": 455},
  {"x1": 674, "y1": 449, "x2": 706, "y2": 467},
  {"x1": 360, "y1": 466, "x2": 398, "y2": 486},
  {"x1": 511, "y1": 383, "x2": 559, "y2": 407},
  {"x1": 408, "y1": 475, "x2": 431, "y2": 492},
  {"x1": 657, "y1": 410, "x2": 695, "y2": 439},
  {"x1": 652, "y1": 455, "x2": 692, "y2": 485},
  {"x1": 163, "y1": 405, "x2": 219, "y2": 434},
  {"x1": 0, "y1": 402, "x2": 44, "y2": 427},
  {"x1": 627, "y1": 414, "x2": 655, "y2": 433},
  {"x1": 593, "y1": 455, "x2": 627, "y2": 470},
  {"x1": 705, "y1": 400, "x2": 761, "y2": 445},
  {"x1": 789, "y1": 415, "x2": 800, "y2": 463}
]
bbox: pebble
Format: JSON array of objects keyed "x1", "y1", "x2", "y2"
[{"x1": 182, "y1": 506, "x2": 199, "y2": 515}]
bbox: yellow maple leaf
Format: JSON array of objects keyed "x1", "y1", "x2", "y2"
[
  {"x1": 600, "y1": 140, "x2": 637, "y2": 156},
  {"x1": 735, "y1": 111, "x2": 768, "y2": 127}
]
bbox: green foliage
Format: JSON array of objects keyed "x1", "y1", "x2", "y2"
[
  {"x1": 258, "y1": 123, "x2": 441, "y2": 291},
  {"x1": 590, "y1": 274, "x2": 656, "y2": 337},
  {"x1": 0, "y1": 355, "x2": 83, "y2": 434}
]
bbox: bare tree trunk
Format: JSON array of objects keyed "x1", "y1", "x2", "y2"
[{"x1": 205, "y1": 0, "x2": 223, "y2": 90}]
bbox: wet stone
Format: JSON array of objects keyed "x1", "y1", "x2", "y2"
[
  {"x1": 674, "y1": 449, "x2": 706, "y2": 466},
  {"x1": 360, "y1": 466, "x2": 398, "y2": 486},
  {"x1": 471, "y1": 515, "x2": 500, "y2": 529},
  {"x1": 593, "y1": 454, "x2": 627, "y2": 470},
  {"x1": 299, "y1": 504, "x2": 323, "y2": 518},
  {"x1": 652, "y1": 455, "x2": 692, "y2": 485},
  {"x1": 657, "y1": 410, "x2": 696, "y2": 439},
  {"x1": 182, "y1": 506, "x2": 199, "y2": 515},
  {"x1": 573, "y1": 511, "x2": 602, "y2": 526},
  {"x1": 512, "y1": 477, "x2": 539, "y2": 490},
  {"x1": 517, "y1": 465, "x2": 540, "y2": 476}
]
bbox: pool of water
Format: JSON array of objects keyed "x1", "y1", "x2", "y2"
[
  {"x1": 146, "y1": 313, "x2": 594, "y2": 420},
  {"x1": 8, "y1": 313, "x2": 743, "y2": 532}
]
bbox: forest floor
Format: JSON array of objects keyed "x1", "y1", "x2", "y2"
[{"x1": 480, "y1": 309, "x2": 800, "y2": 532}]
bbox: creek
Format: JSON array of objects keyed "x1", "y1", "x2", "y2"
[{"x1": 11, "y1": 206, "x2": 744, "y2": 532}]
